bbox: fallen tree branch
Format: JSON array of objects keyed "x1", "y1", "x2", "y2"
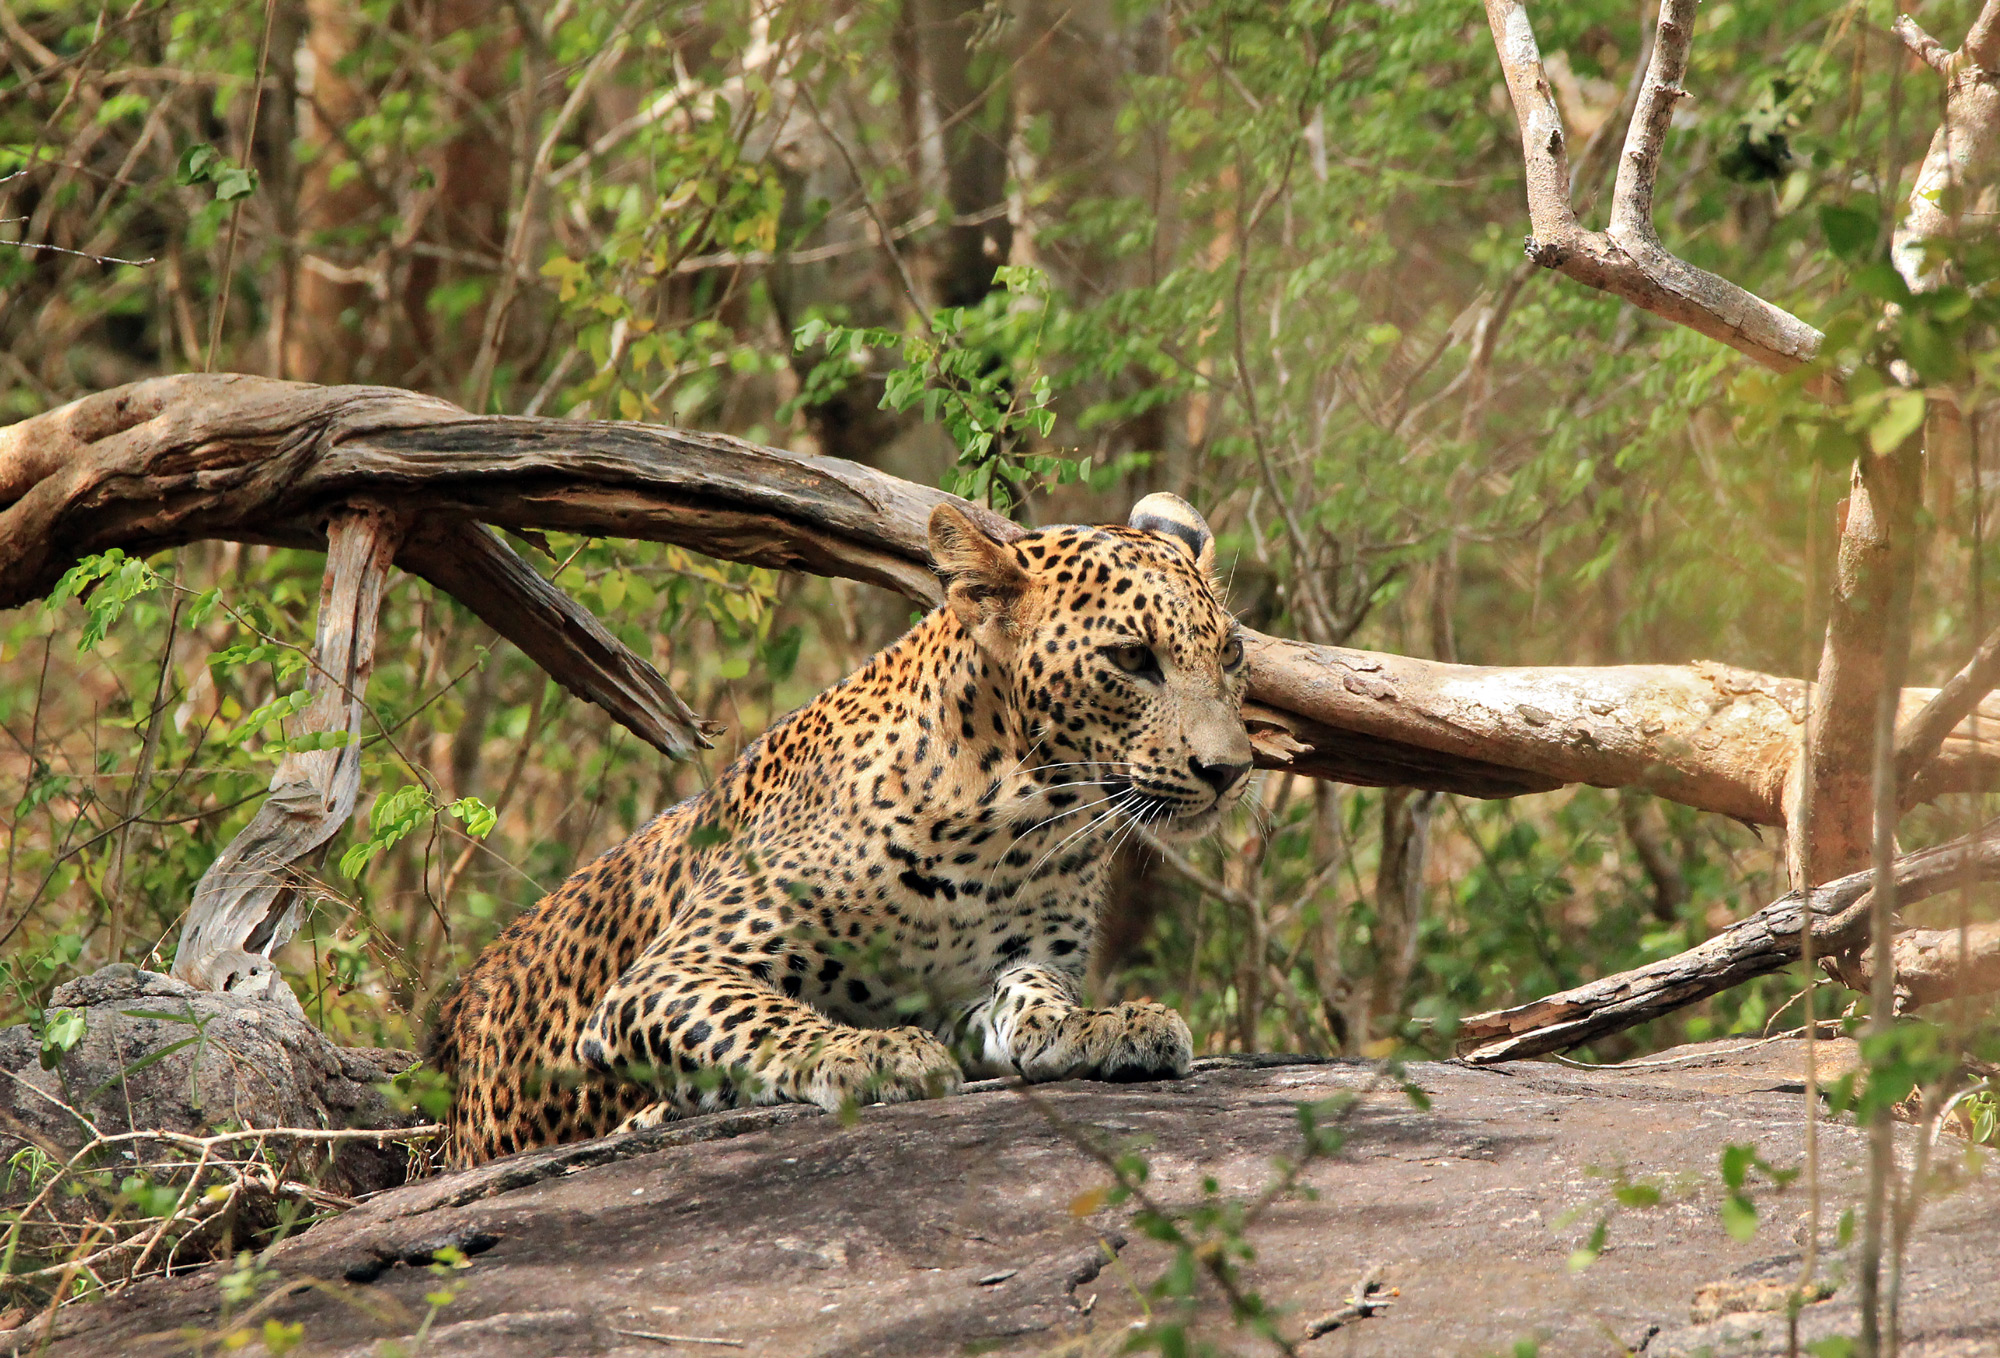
[
  {"x1": 2, "y1": 375, "x2": 1996, "y2": 824},
  {"x1": 1828, "y1": 919, "x2": 2000, "y2": 1013},
  {"x1": 396, "y1": 517, "x2": 719, "y2": 757},
  {"x1": 1457, "y1": 829, "x2": 2000, "y2": 1062}
]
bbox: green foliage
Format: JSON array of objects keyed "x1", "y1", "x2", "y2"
[
  {"x1": 1560, "y1": 1166, "x2": 1667, "y2": 1272},
  {"x1": 792, "y1": 265, "x2": 1094, "y2": 512},
  {"x1": 3, "y1": 0, "x2": 1997, "y2": 1263},
  {"x1": 49, "y1": 551, "x2": 162, "y2": 653},
  {"x1": 36, "y1": 1006, "x2": 86, "y2": 1070},
  {"x1": 385, "y1": 1064, "x2": 455, "y2": 1124},
  {"x1": 1716, "y1": 1141, "x2": 1800, "y2": 1243},
  {"x1": 174, "y1": 142, "x2": 257, "y2": 202},
  {"x1": 4, "y1": 934, "x2": 89, "y2": 1069}
]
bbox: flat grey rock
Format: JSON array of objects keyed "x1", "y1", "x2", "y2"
[{"x1": 23, "y1": 1041, "x2": 2000, "y2": 1357}]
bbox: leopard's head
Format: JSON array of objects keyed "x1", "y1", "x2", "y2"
[{"x1": 929, "y1": 493, "x2": 1253, "y2": 840}]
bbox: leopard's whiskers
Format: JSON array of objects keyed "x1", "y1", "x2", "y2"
[
  {"x1": 978, "y1": 787, "x2": 1134, "y2": 903},
  {"x1": 1010, "y1": 790, "x2": 1136, "y2": 893}
]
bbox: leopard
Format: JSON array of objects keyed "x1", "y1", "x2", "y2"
[{"x1": 431, "y1": 492, "x2": 1254, "y2": 1165}]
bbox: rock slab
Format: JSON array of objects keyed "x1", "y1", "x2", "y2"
[{"x1": 22, "y1": 1042, "x2": 2000, "y2": 1357}]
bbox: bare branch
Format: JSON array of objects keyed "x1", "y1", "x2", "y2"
[
  {"x1": 1830, "y1": 919, "x2": 2000, "y2": 1011},
  {"x1": 1896, "y1": 619, "x2": 2000, "y2": 795},
  {"x1": 1891, "y1": 0, "x2": 2000, "y2": 293},
  {"x1": 1966, "y1": 0, "x2": 2000, "y2": 71},
  {"x1": 1606, "y1": 0, "x2": 1694, "y2": 244},
  {"x1": 1458, "y1": 828, "x2": 2000, "y2": 1062},
  {"x1": 1893, "y1": 15, "x2": 1953, "y2": 75},
  {"x1": 4, "y1": 375, "x2": 1998, "y2": 828},
  {"x1": 1483, "y1": 0, "x2": 1827, "y2": 375},
  {"x1": 173, "y1": 506, "x2": 403, "y2": 991},
  {"x1": 396, "y1": 518, "x2": 717, "y2": 758}
]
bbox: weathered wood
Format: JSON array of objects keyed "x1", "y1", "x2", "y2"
[
  {"x1": 1457, "y1": 830, "x2": 2000, "y2": 1062},
  {"x1": 1832, "y1": 919, "x2": 2000, "y2": 1012},
  {"x1": 1482, "y1": 0, "x2": 1827, "y2": 376},
  {"x1": 1897, "y1": 588, "x2": 2000, "y2": 800},
  {"x1": 2, "y1": 373, "x2": 1997, "y2": 821},
  {"x1": 172, "y1": 507, "x2": 401, "y2": 994}
]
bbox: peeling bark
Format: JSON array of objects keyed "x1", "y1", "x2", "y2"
[
  {"x1": 172, "y1": 507, "x2": 403, "y2": 992},
  {"x1": 1830, "y1": 919, "x2": 2000, "y2": 1011}
]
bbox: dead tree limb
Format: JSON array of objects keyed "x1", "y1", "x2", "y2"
[
  {"x1": 1457, "y1": 829, "x2": 2000, "y2": 1062},
  {"x1": 1482, "y1": 0, "x2": 1826, "y2": 374},
  {"x1": 2, "y1": 375, "x2": 1995, "y2": 826},
  {"x1": 1831, "y1": 919, "x2": 2000, "y2": 1012},
  {"x1": 172, "y1": 507, "x2": 402, "y2": 994},
  {"x1": 396, "y1": 517, "x2": 720, "y2": 757}
]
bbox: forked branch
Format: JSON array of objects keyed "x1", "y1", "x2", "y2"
[
  {"x1": 1897, "y1": 618, "x2": 2000, "y2": 797},
  {"x1": 1483, "y1": 0, "x2": 1826, "y2": 374}
]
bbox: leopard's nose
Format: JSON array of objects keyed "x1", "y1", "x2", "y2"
[{"x1": 1189, "y1": 756, "x2": 1250, "y2": 793}]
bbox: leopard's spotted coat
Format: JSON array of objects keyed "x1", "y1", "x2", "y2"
[{"x1": 433, "y1": 494, "x2": 1252, "y2": 1164}]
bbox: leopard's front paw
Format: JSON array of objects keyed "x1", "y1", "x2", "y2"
[
  {"x1": 1042, "y1": 1001, "x2": 1194, "y2": 1083},
  {"x1": 798, "y1": 1027, "x2": 963, "y2": 1113}
]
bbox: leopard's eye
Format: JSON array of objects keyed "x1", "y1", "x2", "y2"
[
  {"x1": 1220, "y1": 634, "x2": 1244, "y2": 669},
  {"x1": 1105, "y1": 643, "x2": 1162, "y2": 681}
]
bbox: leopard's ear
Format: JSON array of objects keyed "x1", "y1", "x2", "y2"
[
  {"x1": 1128, "y1": 492, "x2": 1215, "y2": 578},
  {"x1": 929, "y1": 503, "x2": 1030, "y2": 637}
]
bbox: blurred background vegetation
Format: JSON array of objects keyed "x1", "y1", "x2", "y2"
[{"x1": 0, "y1": 0, "x2": 1991, "y2": 1063}]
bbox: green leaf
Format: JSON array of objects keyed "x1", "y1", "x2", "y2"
[
  {"x1": 1868, "y1": 389, "x2": 1925, "y2": 454},
  {"x1": 235, "y1": 690, "x2": 311, "y2": 734},
  {"x1": 47, "y1": 551, "x2": 123, "y2": 606},
  {"x1": 38, "y1": 1007, "x2": 87, "y2": 1068},
  {"x1": 1721, "y1": 1193, "x2": 1758, "y2": 1242},
  {"x1": 84, "y1": 1032, "x2": 201, "y2": 1099},
  {"x1": 186, "y1": 587, "x2": 223, "y2": 626},
  {"x1": 764, "y1": 625, "x2": 804, "y2": 682},
  {"x1": 1567, "y1": 1216, "x2": 1608, "y2": 1271},
  {"x1": 175, "y1": 143, "x2": 222, "y2": 185},
  {"x1": 1818, "y1": 204, "x2": 1876, "y2": 261},
  {"x1": 340, "y1": 784, "x2": 437, "y2": 878},
  {"x1": 447, "y1": 796, "x2": 498, "y2": 839},
  {"x1": 1720, "y1": 1143, "x2": 1754, "y2": 1190},
  {"x1": 213, "y1": 165, "x2": 258, "y2": 202}
]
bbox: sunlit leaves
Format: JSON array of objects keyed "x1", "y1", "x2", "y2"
[
  {"x1": 1717, "y1": 1142, "x2": 1799, "y2": 1242},
  {"x1": 338, "y1": 786, "x2": 498, "y2": 879},
  {"x1": 174, "y1": 141, "x2": 257, "y2": 201},
  {"x1": 48, "y1": 551, "x2": 162, "y2": 652}
]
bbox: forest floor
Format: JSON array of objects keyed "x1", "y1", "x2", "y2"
[{"x1": 27, "y1": 1044, "x2": 2000, "y2": 1358}]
